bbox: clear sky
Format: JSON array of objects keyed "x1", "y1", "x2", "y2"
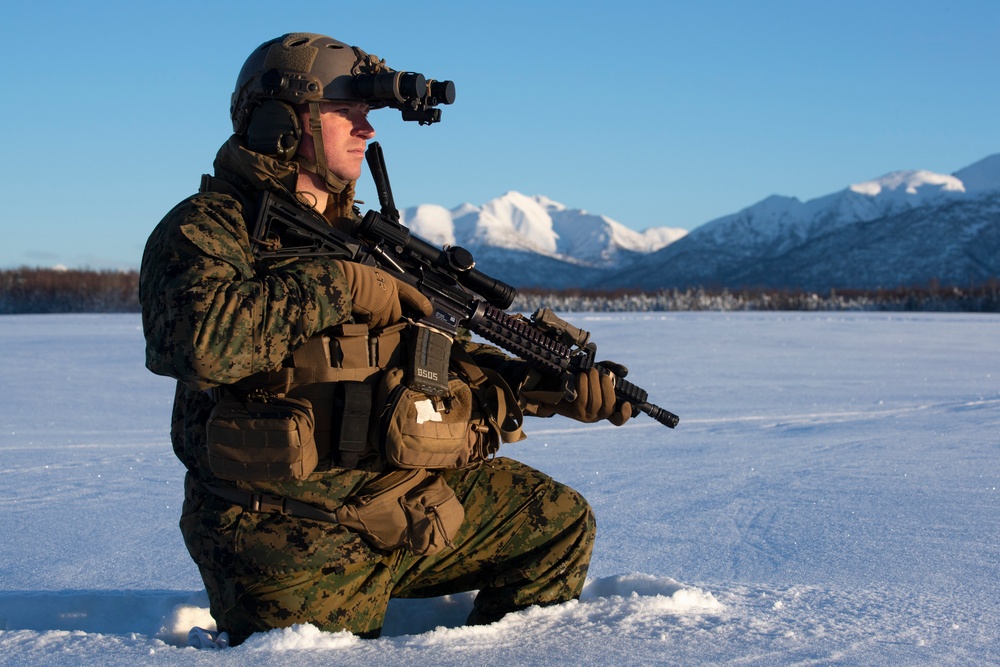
[{"x1": 2, "y1": 0, "x2": 998, "y2": 269}]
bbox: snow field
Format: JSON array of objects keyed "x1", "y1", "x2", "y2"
[{"x1": 1, "y1": 312, "x2": 997, "y2": 665}]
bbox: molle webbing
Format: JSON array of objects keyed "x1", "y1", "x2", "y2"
[
  {"x1": 253, "y1": 323, "x2": 406, "y2": 468},
  {"x1": 336, "y1": 383, "x2": 372, "y2": 468},
  {"x1": 258, "y1": 323, "x2": 405, "y2": 390}
]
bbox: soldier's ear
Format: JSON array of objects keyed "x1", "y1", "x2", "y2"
[{"x1": 245, "y1": 99, "x2": 302, "y2": 160}]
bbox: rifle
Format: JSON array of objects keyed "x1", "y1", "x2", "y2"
[{"x1": 250, "y1": 142, "x2": 679, "y2": 428}]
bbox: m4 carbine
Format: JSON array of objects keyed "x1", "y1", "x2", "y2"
[{"x1": 250, "y1": 142, "x2": 679, "y2": 429}]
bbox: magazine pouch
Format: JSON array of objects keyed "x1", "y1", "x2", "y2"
[
  {"x1": 206, "y1": 395, "x2": 318, "y2": 482},
  {"x1": 377, "y1": 367, "x2": 481, "y2": 469},
  {"x1": 334, "y1": 468, "x2": 465, "y2": 555}
]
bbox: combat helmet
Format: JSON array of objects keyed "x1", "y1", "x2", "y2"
[{"x1": 231, "y1": 33, "x2": 454, "y2": 192}]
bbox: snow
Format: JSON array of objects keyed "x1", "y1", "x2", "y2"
[
  {"x1": 477, "y1": 191, "x2": 560, "y2": 253},
  {"x1": 400, "y1": 204, "x2": 456, "y2": 247},
  {"x1": 693, "y1": 155, "x2": 1000, "y2": 259},
  {"x1": 849, "y1": 169, "x2": 966, "y2": 198},
  {"x1": 1, "y1": 312, "x2": 999, "y2": 666},
  {"x1": 635, "y1": 225, "x2": 688, "y2": 251}
]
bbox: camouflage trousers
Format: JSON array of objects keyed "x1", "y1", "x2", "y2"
[{"x1": 181, "y1": 457, "x2": 595, "y2": 644}]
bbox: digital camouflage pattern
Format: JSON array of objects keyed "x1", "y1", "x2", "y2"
[
  {"x1": 140, "y1": 136, "x2": 595, "y2": 644},
  {"x1": 182, "y1": 457, "x2": 594, "y2": 643},
  {"x1": 141, "y1": 136, "x2": 354, "y2": 393}
]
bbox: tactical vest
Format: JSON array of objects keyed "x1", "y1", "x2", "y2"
[
  {"x1": 205, "y1": 324, "x2": 512, "y2": 557},
  {"x1": 210, "y1": 323, "x2": 525, "y2": 475}
]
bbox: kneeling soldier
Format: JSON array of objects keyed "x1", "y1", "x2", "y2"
[{"x1": 140, "y1": 32, "x2": 630, "y2": 645}]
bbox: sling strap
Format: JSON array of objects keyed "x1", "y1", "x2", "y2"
[{"x1": 450, "y1": 345, "x2": 526, "y2": 444}]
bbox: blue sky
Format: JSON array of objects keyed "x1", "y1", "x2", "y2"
[{"x1": 2, "y1": 0, "x2": 998, "y2": 269}]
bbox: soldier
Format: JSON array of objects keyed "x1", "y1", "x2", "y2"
[{"x1": 140, "y1": 32, "x2": 631, "y2": 646}]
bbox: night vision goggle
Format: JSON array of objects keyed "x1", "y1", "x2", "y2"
[
  {"x1": 258, "y1": 67, "x2": 455, "y2": 125},
  {"x1": 355, "y1": 71, "x2": 455, "y2": 125}
]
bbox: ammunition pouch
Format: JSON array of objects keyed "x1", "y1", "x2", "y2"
[
  {"x1": 206, "y1": 395, "x2": 318, "y2": 482},
  {"x1": 253, "y1": 322, "x2": 405, "y2": 470},
  {"x1": 376, "y1": 345, "x2": 525, "y2": 470},
  {"x1": 377, "y1": 367, "x2": 479, "y2": 469}
]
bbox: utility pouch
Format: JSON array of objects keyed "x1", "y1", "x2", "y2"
[
  {"x1": 377, "y1": 367, "x2": 481, "y2": 469},
  {"x1": 206, "y1": 395, "x2": 318, "y2": 482},
  {"x1": 334, "y1": 468, "x2": 465, "y2": 555}
]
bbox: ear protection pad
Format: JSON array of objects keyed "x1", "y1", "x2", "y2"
[{"x1": 245, "y1": 99, "x2": 302, "y2": 159}]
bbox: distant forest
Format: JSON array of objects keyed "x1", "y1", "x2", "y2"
[
  {"x1": 1, "y1": 268, "x2": 140, "y2": 314},
  {"x1": 1, "y1": 267, "x2": 998, "y2": 314}
]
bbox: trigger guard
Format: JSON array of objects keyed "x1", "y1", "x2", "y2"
[{"x1": 560, "y1": 372, "x2": 578, "y2": 402}]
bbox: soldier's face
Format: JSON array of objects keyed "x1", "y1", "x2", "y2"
[{"x1": 300, "y1": 101, "x2": 375, "y2": 181}]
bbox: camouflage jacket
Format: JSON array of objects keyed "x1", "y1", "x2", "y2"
[{"x1": 140, "y1": 137, "x2": 524, "y2": 499}]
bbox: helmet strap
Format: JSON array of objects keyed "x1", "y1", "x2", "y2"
[
  {"x1": 294, "y1": 101, "x2": 352, "y2": 196},
  {"x1": 307, "y1": 101, "x2": 329, "y2": 181},
  {"x1": 294, "y1": 101, "x2": 355, "y2": 219}
]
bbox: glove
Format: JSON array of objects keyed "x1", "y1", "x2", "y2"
[
  {"x1": 336, "y1": 261, "x2": 432, "y2": 329},
  {"x1": 527, "y1": 367, "x2": 633, "y2": 425}
]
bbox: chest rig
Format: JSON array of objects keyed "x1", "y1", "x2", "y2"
[{"x1": 252, "y1": 323, "x2": 405, "y2": 469}]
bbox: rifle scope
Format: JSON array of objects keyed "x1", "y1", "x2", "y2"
[{"x1": 356, "y1": 210, "x2": 516, "y2": 310}]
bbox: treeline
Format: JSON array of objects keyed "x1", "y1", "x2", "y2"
[
  {"x1": 512, "y1": 283, "x2": 1000, "y2": 313},
  {"x1": 0, "y1": 268, "x2": 140, "y2": 314},
  {"x1": 2, "y1": 268, "x2": 999, "y2": 314}
]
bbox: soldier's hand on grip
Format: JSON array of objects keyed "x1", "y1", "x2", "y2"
[
  {"x1": 335, "y1": 260, "x2": 432, "y2": 329},
  {"x1": 553, "y1": 367, "x2": 633, "y2": 426}
]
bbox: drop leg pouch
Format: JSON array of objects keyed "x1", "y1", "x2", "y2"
[{"x1": 334, "y1": 468, "x2": 465, "y2": 556}]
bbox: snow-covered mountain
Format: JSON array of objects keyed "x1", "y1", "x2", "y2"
[
  {"x1": 603, "y1": 154, "x2": 1000, "y2": 291},
  {"x1": 396, "y1": 154, "x2": 1000, "y2": 291},
  {"x1": 399, "y1": 192, "x2": 686, "y2": 289}
]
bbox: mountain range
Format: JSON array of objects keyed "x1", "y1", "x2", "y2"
[{"x1": 400, "y1": 154, "x2": 1000, "y2": 291}]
